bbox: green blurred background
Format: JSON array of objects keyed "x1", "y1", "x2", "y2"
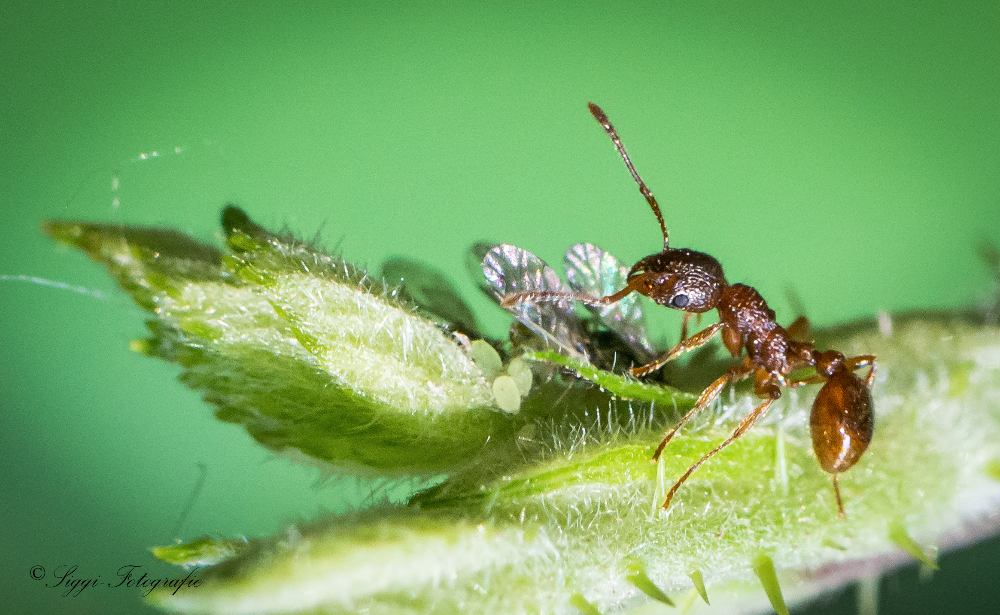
[{"x1": 2, "y1": 2, "x2": 999, "y2": 613}]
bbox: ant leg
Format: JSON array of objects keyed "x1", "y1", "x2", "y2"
[
  {"x1": 678, "y1": 313, "x2": 708, "y2": 344},
  {"x1": 844, "y1": 354, "x2": 877, "y2": 387},
  {"x1": 722, "y1": 324, "x2": 743, "y2": 357},
  {"x1": 786, "y1": 373, "x2": 826, "y2": 389},
  {"x1": 662, "y1": 394, "x2": 778, "y2": 509},
  {"x1": 832, "y1": 474, "x2": 845, "y2": 518},
  {"x1": 652, "y1": 358, "x2": 753, "y2": 461},
  {"x1": 630, "y1": 322, "x2": 725, "y2": 378},
  {"x1": 679, "y1": 312, "x2": 692, "y2": 342}
]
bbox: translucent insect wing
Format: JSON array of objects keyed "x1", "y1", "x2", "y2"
[
  {"x1": 564, "y1": 243, "x2": 656, "y2": 361},
  {"x1": 481, "y1": 244, "x2": 589, "y2": 359},
  {"x1": 467, "y1": 242, "x2": 496, "y2": 296},
  {"x1": 381, "y1": 256, "x2": 481, "y2": 336}
]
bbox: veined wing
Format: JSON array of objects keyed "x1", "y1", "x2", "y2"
[
  {"x1": 466, "y1": 241, "x2": 496, "y2": 297},
  {"x1": 564, "y1": 242, "x2": 656, "y2": 362},
  {"x1": 481, "y1": 244, "x2": 588, "y2": 360}
]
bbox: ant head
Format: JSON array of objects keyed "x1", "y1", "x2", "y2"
[
  {"x1": 587, "y1": 104, "x2": 724, "y2": 312},
  {"x1": 628, "y1": 248, "x2": 727, "y2": 313}
]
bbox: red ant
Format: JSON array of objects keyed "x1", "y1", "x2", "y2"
[{"x1": 503, "y1": 103, "x2": 875, "y2": 515}]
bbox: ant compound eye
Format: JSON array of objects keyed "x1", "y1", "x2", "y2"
[{"x1": 671, "y1": 293, "x2": 690, "y2": 308}]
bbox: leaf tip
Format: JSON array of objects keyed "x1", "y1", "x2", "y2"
[
  {"x1": 688, "y1": 568, "x2": 709, "y2": 604},
  {"x1": 625, "y1": 560, "x2": 675, "y2": 606},
  {"x1": 888, "y1": 521, "x2": 939, "y2": 570},
  {"x1": 570, "y1": 592, "x2": 602, "y2": 615},
  {"x1": 752, "y1": 553, "x2": 789, "y2": 615}
]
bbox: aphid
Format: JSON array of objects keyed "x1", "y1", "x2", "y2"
[
  {"x1": 564, "y1": 242, "x2": 658, "y2": 364},
  {"x1": 481, "y1": 243, "x2": 591, "y2": 360},
  {"x1": 476, "y1": 242, "x2": 657, "y2": 368},
  {"x1": 503, "y1": 103, "x2": 876, "y2": 515}
]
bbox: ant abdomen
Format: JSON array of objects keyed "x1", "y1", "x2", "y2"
[{"x1": 810, "y1": 370, "x2": 874, "y2": 474}]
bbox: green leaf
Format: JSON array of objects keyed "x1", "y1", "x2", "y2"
[
  {"x1": 43, "y1": 219, "x2": 229, "y2": 310},
  {"x1": 525, "y1": 350, "x2": 697, "y2": 408},
  {"x1": 46, "y1": 209, "x2": 510, "y2": 475},
  {"x1": 46, "y1": 210, "x2": 1000, "y2": 614},
  {"x1": 148, "y1": 317, "x2": 1000, "y2": 614},
  {"x1": 151, "y1": 537, "x2": 248, "y2": 568}
]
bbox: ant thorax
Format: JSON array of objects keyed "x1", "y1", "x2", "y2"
[{"x1": 718, "y1": 284, "x2": 793, "y2": 375}]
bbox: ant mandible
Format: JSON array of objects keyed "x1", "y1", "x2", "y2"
[{"x1": 503, "y1": 103, "x2": 875, "y2": 516}]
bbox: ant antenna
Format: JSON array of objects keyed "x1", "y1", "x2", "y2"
[
  {"x1": 588, "y1": 102, "x2": 669, "y2": 249},
  {"x1": 502, "y1": 281, "x2": 640, "y2": 309}
]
